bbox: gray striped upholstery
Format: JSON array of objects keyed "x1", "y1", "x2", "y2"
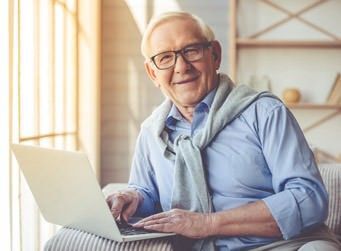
[
  {"x1": 318, "y1": 163, "x2": 341, "y2": 236},
  {"x1": 44, "y1": 228, "x2": 174, "y2": 251}
]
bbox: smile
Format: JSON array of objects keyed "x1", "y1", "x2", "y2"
[{"x1": 173, "y1": 76, "x2": 199, "y2": 85}]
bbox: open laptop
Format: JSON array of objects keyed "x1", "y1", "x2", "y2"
[{"x1": 11, "y1": 144, "x2": 174, "y2": 242}]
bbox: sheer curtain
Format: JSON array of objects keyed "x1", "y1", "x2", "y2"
[{"x1": 0, "y1": 0, "x2": 100, "y2": 250}]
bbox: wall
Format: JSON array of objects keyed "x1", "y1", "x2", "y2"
[
  {"x1": 0, "y1": 0, "x2": 101, "y2": 249},
  {"x1": 100, "y1": 0, "x2": 229, "y2": 185},
  {"x1": 78, "y1": 0, "x2": 101, "y2": 177},
  {"x1": 236, "y1": 0, "x2": 341, "y2": 158}
]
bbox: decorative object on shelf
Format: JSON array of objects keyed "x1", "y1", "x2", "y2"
[
  {"x1": 326, "y1": 73, "x2": 341, "y2": 105},
  {"x1": 282, "y1": 88, "x2": 301, "y2": 104},
  {"x1": 248, "y1": 75, "x2": 272, "y2": 92}
]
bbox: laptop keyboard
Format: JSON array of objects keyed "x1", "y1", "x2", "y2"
[{"x1": 116, "y1": 220, "x2": 157, "y2": 235}]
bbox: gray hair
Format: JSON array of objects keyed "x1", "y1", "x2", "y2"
[{"x1": 141, "y1": 11, "x2": 215, "y2": 59}]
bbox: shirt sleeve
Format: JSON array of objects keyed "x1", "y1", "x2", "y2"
[
  {"x1": 258, "y1": 101, "x2": 328, "y2": 239},
  {"x1": 128, "y1": 129, "x2": 161, "y2": 217}
]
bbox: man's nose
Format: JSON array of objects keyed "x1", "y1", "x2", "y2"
[{"x1": 174, "y1": 53, "x2": 191, "y2": 73}]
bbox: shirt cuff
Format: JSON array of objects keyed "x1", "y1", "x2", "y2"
[{"x1": 262, "y1": 190, "x2": 302, "y2": 239}]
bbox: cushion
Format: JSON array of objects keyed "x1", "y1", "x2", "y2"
[
  {"x1": 44, "y1": 227, "x2": 173, "y2": 251},
  {"x1": 318, "y1": 163, "x2": 341, "y2": 236}
]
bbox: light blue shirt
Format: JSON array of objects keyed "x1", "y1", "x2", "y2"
[{"x1": 128, "y1": 88, "x2": 328, "y2": 251}]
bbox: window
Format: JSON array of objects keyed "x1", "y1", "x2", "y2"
[{"x1": 0, "y1": 0, "x2": 99, "y2": 250}]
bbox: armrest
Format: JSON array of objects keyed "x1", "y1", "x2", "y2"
[{"x1": 318, "y1": 163, "x2": 341, "y2": 236}]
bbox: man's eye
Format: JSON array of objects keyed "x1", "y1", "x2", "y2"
[
  {"x1": 157, "y1": 54, "x2": 173, "y2": 64},
  {"x1": 183, "y1": 47, "x2": 200, "y2": 56}
]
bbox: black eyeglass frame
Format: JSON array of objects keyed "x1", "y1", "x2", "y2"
[{"x1": 150, "y1": 41, "x2": 212, "y2": 70}]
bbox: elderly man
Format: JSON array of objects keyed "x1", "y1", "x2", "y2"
[{"x1": 106, "y1": 11, "x2": 340, "y2": 251}]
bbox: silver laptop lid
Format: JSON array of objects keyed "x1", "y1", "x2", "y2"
[{"x1": 11, "y1": 144, "x2": 123, "y2": 241}]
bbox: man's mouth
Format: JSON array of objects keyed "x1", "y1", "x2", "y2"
[{"x1": 173, "y1": 76, "x2": 199, "y2": 85}]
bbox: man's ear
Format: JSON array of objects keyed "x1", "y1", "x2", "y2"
[
  {"x1": 144, "y1": 61, "x2": 160, "y2": 88},
  {"x1": 211, "y1": 40, "x2": 222, "y2": 70}
]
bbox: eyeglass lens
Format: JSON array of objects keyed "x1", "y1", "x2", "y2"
[{"x1": 152, "y1": 42, "x2": 210, "y2": 70}]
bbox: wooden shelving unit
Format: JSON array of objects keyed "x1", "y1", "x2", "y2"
[
  {"x1": 236, "y1": 39, "x2": 341, "y2": 48},
  {"x1": 229, "y1": 0, "x2": 341, "y2": 108},
  {"x1": 287, "y1": 104, "x2": 341, "y2": 133},
  {"x1": 229, "y1": 0, "x2": 341, "y2": 160}
]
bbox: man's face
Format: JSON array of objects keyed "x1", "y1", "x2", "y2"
[{"x1": 144, "y1": 18, "x2": 221, "y2": 109}]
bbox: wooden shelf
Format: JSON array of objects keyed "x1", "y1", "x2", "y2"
[
  {"x1": 229, "y1": 0, "x2": 341, "y2": 148},
  {"x1": 229, "y1": 0, "x2": 341, "y2": 81},
  {"x1": 236, "y1": 39, "x2": 341, "y2": 48},
  {"x1": 286, "y1": 103, "x2": 341, "y2": 109},
  {"x1": 286, "y1": 104, "x2": 341, "y2": 134}
]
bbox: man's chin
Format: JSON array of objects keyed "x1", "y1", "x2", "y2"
[{"x1": 174, "y1": 96, "x2": 202, "y2": 108}]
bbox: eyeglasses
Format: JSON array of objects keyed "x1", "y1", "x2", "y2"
[{"x1": 150, "y1": 41, "x2": 212, "y2": 70}]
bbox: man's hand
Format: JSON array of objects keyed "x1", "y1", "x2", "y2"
[
  {"x1": 106, "y1": 188, "x2": 142, "y2": 222},
  {"x1": 133, "y1": 209, "x2": 213, "y2": 238}
]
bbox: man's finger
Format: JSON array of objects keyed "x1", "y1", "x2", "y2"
[
  {"x1": 106, "y1": 194, "x2": 114, "y2": 208},
  {"x1": 133, "y1": 213, "x2": 170, "y2": 228},
  {"x1": 145, "y1": 217, "x2": 171, "y2": 225},
  {"x1": 121, "y1": 200, "x2": 138, "y2": 222},
  {"x1": 143, "y1": 222, "x2": 174, "y2": 233},
  {"x1": 109, "y1": 193, "x2": 127, "y2": 218},
  {"x1": 136, "y1": 211, "x2": 169, "y2": 223}
]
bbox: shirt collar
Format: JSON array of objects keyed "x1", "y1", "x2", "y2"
[
  {"x1": 165, "y1": 87, "x2": 217, "y2": 128},
  {"x1": 201, "y1": 86, "x2": 217, "y2": 110}
]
